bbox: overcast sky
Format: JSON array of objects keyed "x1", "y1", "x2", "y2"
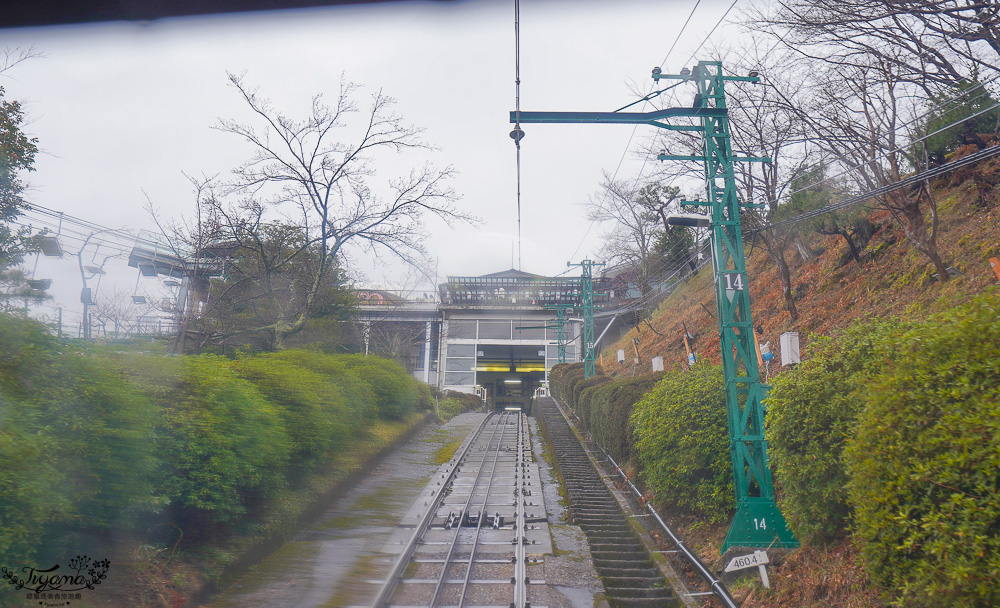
[{"x1": 2, "y1": 0, "x2": 742, "y2": 329}]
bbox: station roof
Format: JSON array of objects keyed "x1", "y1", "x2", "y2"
[{"x1": 441, "y1": 268, "x2": 608, "y2": 308}]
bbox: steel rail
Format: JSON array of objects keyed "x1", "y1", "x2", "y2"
[
  {"x1": 429, "y1": 410, "x2": 511, "y2": 607},
  {"x1": 602, "y1": 447, "x2": 741, "y2": 608},
  {"x1": 453, "y1": 411, "x2": 515, "y2": 607},
  {"x1": 512, "y1": 414, "x2": 528, "y2": 608},
  {"x1": 370, "y1": 412, "x2": 498, "y2": 608}
]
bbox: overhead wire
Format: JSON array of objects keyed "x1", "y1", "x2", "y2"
[
  {"x1": 759, "y1": 93, "x2": 1000, "y2": 211},
  {"x1": 574, "y1": 80, "x2": 1000, "y2": 305},
  {"x1": 512, "y1": 0, "x2": 523, "y2": 271},
  {"x1": 564, "y1": 0, "x2": 709, "y2": 268}
]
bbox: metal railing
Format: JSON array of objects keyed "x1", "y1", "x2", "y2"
[{"x1": 601, "y1": 447, "x2": 740, "y2": 608}]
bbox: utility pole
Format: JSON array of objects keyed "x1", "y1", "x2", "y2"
[
  {"x1": 512, "y1": 60, "x2": 797, "y2": 552},
  {"x1": 567, "y1": 259, "x2": 604, "y2": 378},
  {"x1": 544, "y1": 303, "x2": 574, "y2": 363}
]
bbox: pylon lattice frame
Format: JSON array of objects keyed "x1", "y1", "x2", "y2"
[
  {"x1": 510, "y1": 61, "x2": 797, "y2": 552},
  {"x1": 671, "y1": 61, "x2": 797, "y2": 553},
  {"x1": 568, "y1": 259, "x2": 603, "y2": 378}
]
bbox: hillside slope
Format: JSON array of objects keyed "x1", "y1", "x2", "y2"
[
  {"x1": 604, "y1": 151, "x2": 1000, "y2": 377},
  {"x1": 596, "y1": 151, "x2": 1000, "y2": 607}
]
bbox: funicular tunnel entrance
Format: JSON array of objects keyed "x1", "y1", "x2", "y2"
[{"x1": 475, "y1": 344, "x2": 545, "y2": 411}]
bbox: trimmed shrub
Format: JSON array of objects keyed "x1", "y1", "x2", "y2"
[
  {"x1": 584, "y1": 384, "x2": 614, "y2": 436},
  {"x1": 0, "y1": 316, "x2": 158, "y2": 536},
  {"x1": 591, "y1": 373, "x2": 665, "y2": 466},
  {"x1": 766, "y1": 318, "x2": 909, "y2": 544},
  {"x1": 846, "y1": 293, "x2": 1000, "y2": 607},
  {"x1": 549, "y1": 362, "x2": 585, "y2": 404},
  {"x1": 155, "y1": 355, "x2": 290, "y2": 533},
  {"x1": 437, "y1": 397, "x2": 466, "y2": 421},
  {"x1": 0, "y1": 394, "x2": 69, "y2": 565},
  {"x1": 566, "y1": 366, "x2": 602, "y2": 407},
  {"x1": 572, "y1": 374, "x2": 611, "y2": 422},
  {"x1": 264, "y1": 349, "x2": 377, "y2": 425},
  {"x1": 339, "y1": 354, "x2": 420, "y2": 419},
  {"x1": 230, "y1": 354, "x2": 350, "y2": 474},
  {"x1": 631, "y1": 365, "x2": 732, "y2": 521}
]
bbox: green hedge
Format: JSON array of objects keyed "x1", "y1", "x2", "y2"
[
  {"x1": 339, "y1": 354, "x2": 421, "y2": 420},
  {"x1": 549, "y1": 362, "x2": 586, "y2": 404},
  {"x1": 590, "y1": 373, "x2": 665, "y2": 466},
  {"x1": 845, "y1": 293, "x2": 1000, "y2": 607},
  {"x1": 572, "y1": 375, "x2": 612, "y2": 422},
  {"x1": 0, "y1": 313, "x2": 429, "y2": 562},
  {"x1": 156, "y1": 356, "x2": 291, "y2": 533},
  {"x1": 262, "y1": 349, "x2": 378, "y2": 423},
  {"x1": 766, "y1": 318, "x2": 909, "y2": 544},
  {"x1": 631, "y1": 365, "x2": 732, "y2": 521},
  {"x1": 0, "y1": 316, "x2": 159, "y2": 558},
  {"x1": 229, "y1": 355, "x2": 351, "y2": 476}
]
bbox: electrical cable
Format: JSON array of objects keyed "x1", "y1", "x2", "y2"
[
  {"x1": 758, "y1": 143, "x2": 1000, "y2": 232},
  {"x1": 681, "y1": 0, "x2": 739, "y2": 67},
  {"x1": 564, "y1": 0, "x2": 706, "y2": 268},
  {"x1": 512, "y1": 0, "x2": 523, "y2": 271},
  {"x1": 762, "y1": 97, "x2": 1000, "y2": 210}
]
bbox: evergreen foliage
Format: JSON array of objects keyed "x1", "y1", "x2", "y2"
[
  {"x1": 590, "y1": 373, "x2": 665, "y2": 466},
  {"x1": 766, "y1": 318, "x2": 910, "y2": 544},
  {"x1": 0, "y1": 86, "x2": 43, "y2": 310},
  {"x1": 0, "y1": 312, "x2": 428, "y2": 563},
  {"x1": 631, "y1": 365, "x2": 732, "y2": 521},
  {"x1": 846, "y1": 293, "x2": 1000, "y2": 607}
]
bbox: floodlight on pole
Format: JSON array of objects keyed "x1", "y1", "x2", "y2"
[{"x1": 666, "y1": 213, "x2": 712, "y2": 228}]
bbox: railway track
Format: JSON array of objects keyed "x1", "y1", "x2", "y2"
[
  {"x1": 535, "y1": 397, "x2": 680, "y2": 608},
  {"x1": 371, "y1": 410, "x2": 544, "y2": 608}
]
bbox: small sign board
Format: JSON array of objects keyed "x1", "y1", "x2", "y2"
[
  {"x1": 724, "y1": 550, "x2": 770, "y2": 588},
  {"x1": 722, "y1": 272, "x2": 744, "y2": 303}
]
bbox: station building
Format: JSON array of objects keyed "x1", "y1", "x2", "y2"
[{"x1": 356, "y1": 268, "x2": 623, "y2": 404}]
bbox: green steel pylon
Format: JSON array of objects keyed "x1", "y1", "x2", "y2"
[
  {"x1": 544, "y1": 303, "x2": 574, "y2": 363},
  {"x1": 658, "y1": 61, "x2": 797, "y2": 553},
  {"x1": 568, "y1": 259, "x2": 604, "y2": 378},
  {"x1": 511, "y1": 60, "x2": 798, "y2": 553}
]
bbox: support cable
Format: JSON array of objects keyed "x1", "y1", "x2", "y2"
[
  {"x1": 565, "y1": 0, "x2": 705, "y2": 265},
  {"x1": 511, "y1": 0, "x2": 524, "y2": 271}
]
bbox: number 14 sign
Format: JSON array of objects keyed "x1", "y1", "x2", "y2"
[{"x1": 722, "y1": 272, "x2": 744, "y2": 303}]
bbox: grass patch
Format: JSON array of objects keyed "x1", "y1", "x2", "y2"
[{"x1": 432, "y1": 437, "x2": 464, "y2": 465}]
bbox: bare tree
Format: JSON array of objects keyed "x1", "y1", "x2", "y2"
[
  {"x1": 587, "y1": 178, "x2": 680, "y2": 296},
  {"x1": 648, "y1": 41, "x2": 813, "y2": 321},
  {"x1": 204, "y1": 73, "x2": 472, "y2": 348},
  {"x1": 790, "y1": 55, "x2": 953, "y2": 280},
  {"x1": 145, "y1": 173, "x2": 229, "y2": 352},
  {"x1": 725, "y1": 44, "x2": 817, "y2": 321},
  {"x1": 91, "y1": 286, "x2": 155, "y2": 339},
  {"x1": 749, "y1": 0, "x2": 1000, "y2": 93}
]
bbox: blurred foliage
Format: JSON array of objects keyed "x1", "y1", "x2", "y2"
[
  {"x1": 845, "y1": 292, "x2": 1000, "y2": 607},
  {"x1": 339, "y1": 354, "x2": 421, "y2": 420},
  {"x1": 766, "y1": 317, "x2": 910, "y2": 544},
  {"x1": 631, "y1": 365, "x2": 732, "y2": 521},
  {"x1": 229, "y1": 355, "x2": 349, "y2": 476},
  {"x1": 0, "y1": 312, "x2": 430, "y2": 562},
  {"x1": 1, "y1": 86, "x2": 45, "y2": 311}
]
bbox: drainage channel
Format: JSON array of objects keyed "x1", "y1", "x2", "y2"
[{"x1": 536, "y1": 397, "x2": 680, "y2": 608}]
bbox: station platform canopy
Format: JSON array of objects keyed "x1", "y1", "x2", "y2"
[{"x1": 440, "y1": 268, "x2": 613, "y2": 308}]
